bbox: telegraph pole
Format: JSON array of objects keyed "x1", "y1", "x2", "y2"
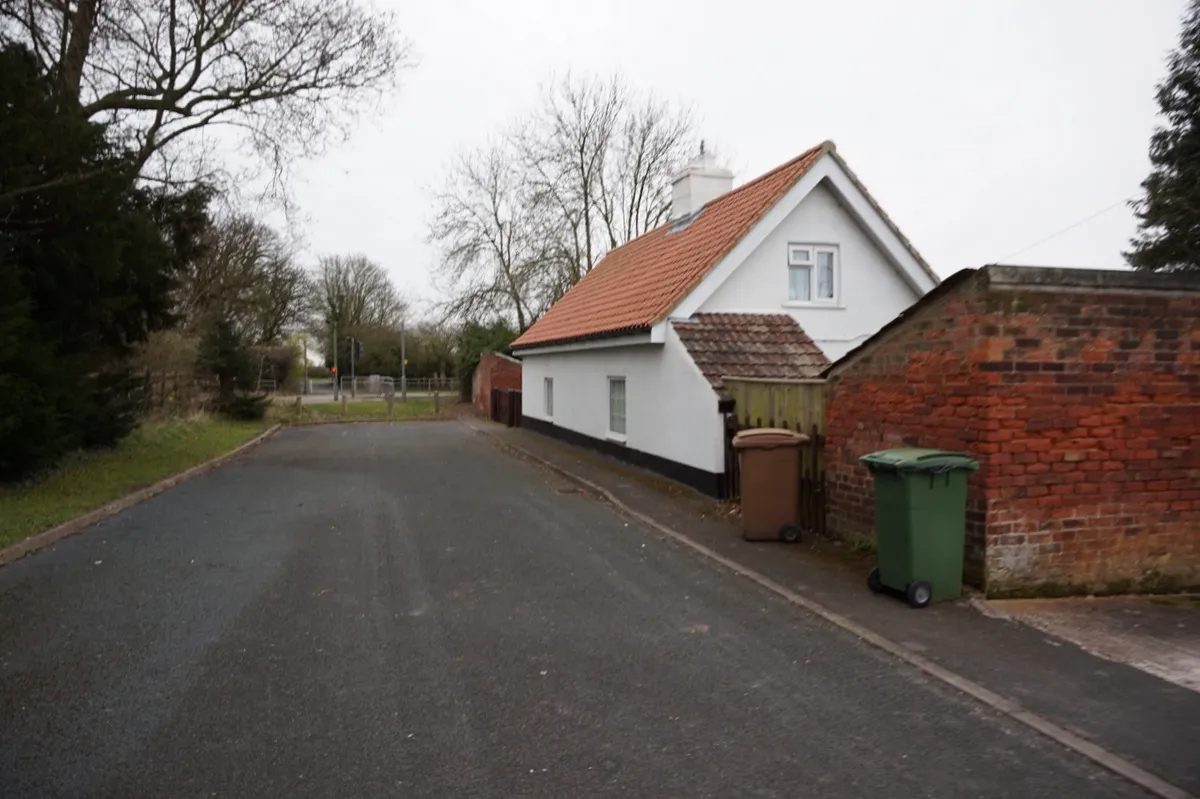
[
  {"x1": 348, "y1": 335, "x2": 357, "y2": 399},
  {"x1": 301, "y1": 335, "x2": 309, "y2": 395},
  {"x1": 332, "y1": 320, "x2": 339, "y2": 401},
  {"x1": 400, "y1": 324, "x2": 408, "y2": 402}
]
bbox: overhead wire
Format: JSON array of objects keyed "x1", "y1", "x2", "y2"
[{"x1": 990, "y1": 196, "x2": 1136, "y2": 264}]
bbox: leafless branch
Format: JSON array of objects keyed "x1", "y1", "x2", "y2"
[
  {"x1": 178, "y1": 212, "x2": 310, "y2": 344},
  {"x1": 428, "y1": 141, "x2": 557, "y2": 332},
  {"x1": 429, "y1": 73, "x2": 696, "y2": 328},
  {"x1": 0, "y1": 166, "x2": 116, "y2": 203},
  {"x1": 2, "y1": 0, "x2": 412, "y2": 192},
  {"x1": 312, "y1": 253, "x2": 408, "y2": 340}
]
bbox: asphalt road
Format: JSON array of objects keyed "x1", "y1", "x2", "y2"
[{"x1": 0, "y1": 424, "x2": 1150, "y2": 798}]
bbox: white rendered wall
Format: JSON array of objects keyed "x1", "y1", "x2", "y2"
[
  {"x1": 698, "y1": 182, "x2": 921, "y2": 360},
  {"x1": 520, "y1": 328, "x2": 724, "y2": 474}
]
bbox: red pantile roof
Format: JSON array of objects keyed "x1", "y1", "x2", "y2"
[
  {"x1": 511, "y1": 142, "x2": 831, "y2": 350},
  {"x1": 673, "y1": 314, "x2": 829, "y2": 398}
]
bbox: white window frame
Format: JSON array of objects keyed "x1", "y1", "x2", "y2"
[
  {"x1": 786, "y1": 243, "x2": 840, "y2": 306},
  {"x1": 544, "y1": 377, "x2": 554, "y2": 418},
  {"x1": 607, "y1": 376, "x2": 627, "y2": 441}
]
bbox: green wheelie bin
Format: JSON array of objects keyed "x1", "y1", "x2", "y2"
[{"x1": 860, "y1": 448, "x2": 979, "y2": 608}]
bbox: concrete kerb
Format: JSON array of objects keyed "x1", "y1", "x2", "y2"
[
  {"x1": 0, "y1": 425, "x2": 282, "y2": 568},
  {"x1": 471, "y1": 423, "x2": 1194, "y2": 799},
  {"x1": 285, "y1": 417, "x2": 447, "y2": 427}
]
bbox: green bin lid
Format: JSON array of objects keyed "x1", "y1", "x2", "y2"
[{"x1": 859, "y1": 447, "x2": 979, "y2": 472}]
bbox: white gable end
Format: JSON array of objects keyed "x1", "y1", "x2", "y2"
[
  {"x1": 664, "y1": 152, "x2": 938, "y2": 361},
  {"x1": 698, "y1": 182, "x2": 920, "y2": 359}
]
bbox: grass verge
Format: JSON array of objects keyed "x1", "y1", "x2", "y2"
[
  {"x1": 1, "y1": 399, "x2": 451, "y2": 551},
  {"x1": 0, "y1": 416, "x2": 269, "y2": 549},
  {"x1": 270, "y1": 397, "x2": 446, "y2": 424}
]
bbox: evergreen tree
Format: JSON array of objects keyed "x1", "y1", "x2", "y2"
[
  {"x1": 455, "y1": 320, "x2": 518, "y2": 401},
  {"x1": 198, "y1": 320, "x2": 255, "y2": 402},
  {"x1": 0, "y1": 45, "x2": 205, "y2": 478},
  {"x1": 1127, "y1": 1, "x2": 1200, "y2": 272},
  {"x1": 197, "y1": 319, "x2": 270, "y2": 421}
]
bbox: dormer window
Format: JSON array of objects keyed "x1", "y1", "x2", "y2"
[{"x1": 788, "y1": 244, "x2": 838, "y2": 303}]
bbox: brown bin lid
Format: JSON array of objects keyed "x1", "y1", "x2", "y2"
[{"x1": 732, "y1": 428, "x2": 809, "y2": 449}]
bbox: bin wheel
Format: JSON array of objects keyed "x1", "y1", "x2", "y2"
[
  {"x1": 906, "y1": 581, "x2": 933, "y2": 609},
  {"x1": 867, "y1": 567, "x2": 884, "y2": 594},
  {"x1": 778, "y1": 523, "x2": 802, "y2": 543}
]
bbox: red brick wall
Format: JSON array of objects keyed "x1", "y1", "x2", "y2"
[
  {"x1": 826, "y1": 274, "x2": 993, "y2": 584},
  {"x1": 826, "y1": 270, "x2": 1200, "y2": 596},
  {"x1": 974, "y1": 281, "x2": 1199, "y2": 595},
  {"x1": 472, "y1": 352, "x2": 522, "y2": 416}
]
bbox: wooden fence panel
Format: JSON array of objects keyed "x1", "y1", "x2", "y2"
[
  {"x1": 723, "y1": 378, "x2": 827, "y2": 536},
  {"x1": 725, "y1": 378, "x2": 825, "y2": 432}
]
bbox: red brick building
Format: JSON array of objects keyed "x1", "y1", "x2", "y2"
[
  {"x1": 824, "y1": 266, "x2": 1199, "y2": 597},
  {"x1": 472, "y1": 351, "x2": 522, "y2": 417}
]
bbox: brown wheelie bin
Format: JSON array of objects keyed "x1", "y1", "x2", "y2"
[{"x1": 733, "y1": 428, "x2": 808, "y2": 542}]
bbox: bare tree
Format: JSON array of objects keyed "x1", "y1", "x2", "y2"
[
  {"x1": 314, "y1": 253, "x2": 408, "y2": 333},
  {"x1": 518, "y1": 75, "x2": 696, "y2": 282},
  {"x1": 428, "y1": 142, "x2": 551, "y2": 332},
  {"x1": 1, "y1": 0, "x2": 411, "y2": 188},
  {"x1": 251, "y1": 251, "x2": 311, "y2": 345},
  {"x1": 417, "y1": 320, "x2": 455, "y2": 378},
  {"x1": 516, "y1": 75, "x2": 623, "y2": 286},
  {"x1": 178, "y1": 214, "x2": 308, "y2": 344},
  {"x1": 600, "y1": 94, "x2": 695, "y2": 246},
  {"x1": 430, "y1": 74, "x2": 696, "y2": 329}
]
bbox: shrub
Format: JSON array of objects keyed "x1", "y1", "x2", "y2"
[
  {"x1": 215, "y1": 393, "x2": 270, "y2": 421},
  {"x1": 197, "y1": 318, "x2": 270, "y2": 421}
]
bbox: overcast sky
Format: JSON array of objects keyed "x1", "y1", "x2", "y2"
[{"x1": 290, "y1": 0, "x2": 1185, "y2": 313}]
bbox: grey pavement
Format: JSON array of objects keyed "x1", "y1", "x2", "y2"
[
  {"x1": 990, "y1": 594, "x2": 1200, "y2": 693},
  {"x1": 0, "y1": 423, "x2": 1158, "y2": 798},
  {"x1": 485, "y1": 421, "x2": 1200, "y2": 795}
]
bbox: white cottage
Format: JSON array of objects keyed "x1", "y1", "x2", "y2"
[{"x1": 510, "y1": 141, "x2": 939, "y2": 496}]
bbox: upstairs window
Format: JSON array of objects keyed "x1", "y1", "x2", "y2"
[{"x1": 788, "y1": 245, "x2": 838, "y2": 303}]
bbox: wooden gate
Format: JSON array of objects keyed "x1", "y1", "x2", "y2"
[
  {"x1": 490, "y1": 388, "x2": 522, "y2": 427},
  {"x1": 722, "y1": 377, "x2": 826, "y2": 536}
]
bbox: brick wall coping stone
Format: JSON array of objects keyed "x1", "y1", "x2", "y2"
[{"x1": 825, "y1": 265, "x2": 1200, "y2": 378}]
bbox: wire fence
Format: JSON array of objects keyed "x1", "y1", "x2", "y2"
[
  {"x1": 140, "y1": 372, "x2": 279, "y2": 414},
  {"x1": 335, "y1": 375, "x2": 458, "y2": 397}
]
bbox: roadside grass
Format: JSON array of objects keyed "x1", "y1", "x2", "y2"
[
  {"x1": 270, "y1": 397, "x2": 446, "y2": 424},
  {"x1": 1, "y1": 398, "x2": 454, "y2": 552},
  {"x1": 0, "y1": 416, "x2": 270, "y2": 550}
]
